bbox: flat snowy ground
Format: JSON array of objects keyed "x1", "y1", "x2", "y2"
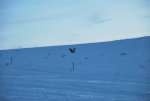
[{"x1": 0, "y1": 37, "x2": 150, "y2": 101}]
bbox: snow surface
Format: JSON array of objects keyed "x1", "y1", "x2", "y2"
[{"x1": 0, "y1": 36, "x2": 150, "y2": 101}]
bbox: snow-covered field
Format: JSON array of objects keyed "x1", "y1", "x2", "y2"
[{"x1": 0, "y1": 36, "x2": 150, "y2": 101}]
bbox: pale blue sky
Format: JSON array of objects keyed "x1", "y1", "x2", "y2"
[{"x1": 0, "y1": 0, "x2": 150, "y2": 50}]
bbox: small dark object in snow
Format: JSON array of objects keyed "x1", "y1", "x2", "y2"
[
  {"x1": 69, "y1": 48, "x2": 76, "y2": 70},
  {"x1": 139, "y1": 65, "x2": 144, "y2": 68},
  {"x1": 69, "y1": 48, "x2": 75, "y2": 53},
  {"x1": 79, "y1": 62, "x2": 82, "y2": 65},
  {"x1": 114, "y1": 71, "x2": 120, "y2": 82},
  {"x1": 61, "y1": 54, "x2": 66, "y2": 57},
  {"x1": 72, "y1": 62, "x2": 75, "y2": 70},
  {"x1": 120, "y1": 52, "x2": 127, "y2": 56},
  {"x1": 6, "y1": 62, "x2": 9, "y2": 66},
  {"x1": 84, "y1": 57, "x2": 88, "y2": 60},
  {"x1": 11, "y1": 57, "x2": 13, "y2": 64}
]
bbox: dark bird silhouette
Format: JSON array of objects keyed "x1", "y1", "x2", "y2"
[{"x1": 69, "y1": 48, "x2": 76, "y2": 53}]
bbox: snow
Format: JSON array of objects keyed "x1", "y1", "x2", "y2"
[{"x1": 0, "y1": 36, "x2": 150, "y2": 101}]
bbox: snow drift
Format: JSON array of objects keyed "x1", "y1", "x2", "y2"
[{"x1": 0, "y1": 36, "x2": 150, "y2": 101}]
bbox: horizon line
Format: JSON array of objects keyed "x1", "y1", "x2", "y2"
[{"x1": 0, "y1": 35, "x2": 150, "y2": 51}]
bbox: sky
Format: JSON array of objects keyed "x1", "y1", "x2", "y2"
[{"x1": 0, "y1": 0, "x2": 150, "y2": 50}]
